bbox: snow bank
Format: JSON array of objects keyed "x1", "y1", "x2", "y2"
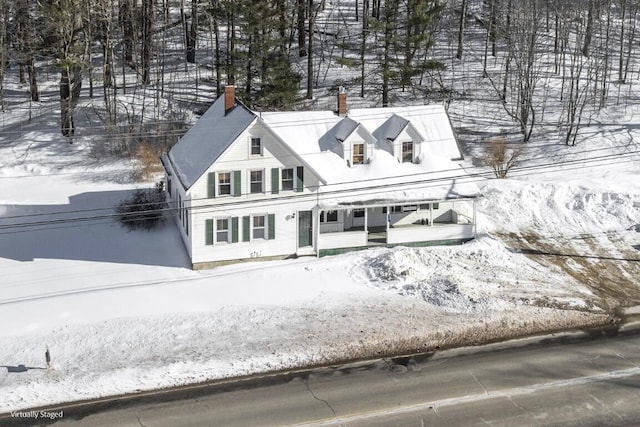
[{"x1": 479, "y1": 180, "x2": 640, "y2": 236}]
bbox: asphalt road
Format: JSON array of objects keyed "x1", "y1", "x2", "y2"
[{"x1": 4, "y1": 326, "x2": 640, "y2": 426}]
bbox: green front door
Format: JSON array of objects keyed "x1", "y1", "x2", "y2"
[{"x1": 298, "y1": 211, "x2": 313, "y2": 247}]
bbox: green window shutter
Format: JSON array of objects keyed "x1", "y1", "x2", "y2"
[
  {"x1": 242, "y1": 216, "x2": 250, "y2": 242},
  {"x1": 231, "y1": 217, "x2": 238, "y2": 243},
  {"x1": 271, "y1": 168, "x2": 279, "y2": 194},
  {"x1": 205, "y1": 219, "x2": 213, "y2": 245},
  {"x1": 268, "y1": 213, "x2": 275, "y2": 240},
  {"x1": 233, "y1": 170, "x2": 241, "y2": 196},
  {"x1": 296, "y1": 166, "x2": 304, "y2": 192},
  {"x1": 207, "y1": 172, "x2": 215, "y2": 198}
]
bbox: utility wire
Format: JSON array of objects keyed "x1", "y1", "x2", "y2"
[
  {"x1": 0, "y1": 148, "x2": 638, "y2": 234},
  {"x1": 1, "y1": 146, "x2": 638, "y2": 224}
]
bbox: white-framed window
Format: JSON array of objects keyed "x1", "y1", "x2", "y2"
[
  {"x1": 353, "y1": 208, "x2": 365, "y2": 218},
  {"x1": 253, "y1": 215, "x2": 266, "y2": 239},
  {"x1": 352, "y1": 143, "x2": 364, "y2": 165},
  {"x1": 251, "y1": 137, "x2": 262, "y2": 155},
  {"x1": 383, "y1": 206, "x2": 403, "y2": 214},
  {"x1": 250, "y1": 170, "x2": 263, "y2": 193},
  {"x1": 281, "y1": 168, "x2": 294, "y2": 191},
  {"x1": 216, "y1": 218, "x2": 229, "y2": 243},
  {"x1": 402, "y1": 141, "x2": 413, "y2": 163},
  {"x1": 402, "y1": 205, "x2": 418, "y2": 212},
  {"x1": 320, "y1": 210, "x2": 339, "y2": 223},
  {"x1": 218, "y1": 172, "x2": 231, "y2": 195}
]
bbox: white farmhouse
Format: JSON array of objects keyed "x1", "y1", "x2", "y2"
[{"x1": 161, "y1": 86, "x2": 480, "y2": 269}]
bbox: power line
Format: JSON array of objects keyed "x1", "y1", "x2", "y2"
[
  {"x1": 0, "y1": 148, "x2": 638, "y2": 234},
  {"x1": 0, "y1": 147, "x2": 633, "y2": 223},
  {"x1": 2, "y1": 147, "x2": 639, "y2": 224}
]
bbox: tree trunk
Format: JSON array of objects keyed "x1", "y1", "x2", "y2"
[
  {"x1": 60, "y1": 66, "x2": 82, "y2": 138},
  {"x1": 141, "y1": 0, "x2": 155, "y2": 84},
  {"x1": 618, "y1": 0, "x2": 626, "y2": 82},
  {"x1": 600, "y1": 0, "x2": 611, "y2": 108},
  {"x1": 298, "y1": 0, "x2": 307, "y2": 56},
  {"x1": 0, "y1": 0, "x2": 6, "y2": 111},
  {"x1": 211, "y1": 2, "x2": 221, "y2": 95},
  {"x1": 456, "y1": 0, "x2": 467, "y2": 59},
  {"x1": 382, "y1": 0, "x2": 398, "y2": 106},
  {"x1": 306, "y1": 0, "x2": 314, "y2": 99},
  {"x1": 186, "y1": 0, "x2": 197, "y2": 63},
  {"x1": 360, "y1": 0, "x2": 368, "y2": 97},
  {"x1": 119, "y1": 0, "x2": 135, "y2": 63},
  {"x1": 490, "y1": 0, "x2": 499, "y2": 57},
  {"x1": 582, "y1": 0, "x2": 594, "y2": 57}
]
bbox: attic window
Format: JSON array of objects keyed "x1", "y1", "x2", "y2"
[
  {"x1": 402, "y1": 141, "x2": 413, "y2": 163},
  {"x1": 352, "y1": 143, "x2": 364, "y2": 165},
  {"x1": 251, "y1": 137, "x2": 262, "y2": 155}
]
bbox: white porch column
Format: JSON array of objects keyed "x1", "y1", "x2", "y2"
[
  {"x1": 429, "y1": 203, "x2": 433, "y2": 227},
  {"x1": 473, "y1": 199, "x2": 477, "y2": 238},
  {"x1": 364, "y1": 207, "x2": 368, "y2": 232},
  {"x1": 386, "y1": 206, "x2": 390, "y2": 231},
  {"x1": 315, "y1": 207, "x2": 320, "y2": 257}
]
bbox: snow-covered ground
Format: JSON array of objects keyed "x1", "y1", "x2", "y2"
[
  {"x1": 2, "y1": 3, "x2": 640, "y2": 413},
  {"x1": 1, "y1": 114, "x2": 639, "y2": 412}
]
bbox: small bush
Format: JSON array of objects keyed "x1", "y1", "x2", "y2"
[
  {"x1": 483, "y1": 136, "x2": 524, "y2": 179},
  {"x1": 115, "y1": 182, "x2": 166, "y2": 230},
  {"x1": 136, "y1": 140, "x2": 165, "y2": 180}
]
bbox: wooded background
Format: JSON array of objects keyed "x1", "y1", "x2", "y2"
[{"x1": 0, "y1": 0, "x2": 637, "y2": 155}]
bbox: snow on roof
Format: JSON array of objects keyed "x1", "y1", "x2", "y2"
[
  {"x1": 349, "y1": 105, "x2": 463, "y2": 160},
  {"x1": 262, "y1": 104, "x2": 476, "y2": 202},
  {"x1": 168, "y1": 96, "x2": 256, "y2": 189},
  {"x1": 315, "y1": 151, "x2": 479, "y2": 208},
  {"x1": 169, "y1": 97, "x2": 476, "y2": 200},
  {"x1": 373, "y1": 113, "x2": 410, "y2": 142},
  {"x1": 260, "y1": 110, "x2": 350, "y2": 180},
  {"x1": 329, "y1": 116, "x2": 360, "y2": 142}
]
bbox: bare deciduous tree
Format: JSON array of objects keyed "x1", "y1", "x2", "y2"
[
  {"x1": 484, "y1": 136, "x2": 524, "y2": 178},
  {"x1": 456, "y1": 0, "x2": 467, "y2": 60}
]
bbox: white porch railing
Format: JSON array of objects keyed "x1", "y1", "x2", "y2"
[
  {"x1": 318, "y1": 230, "x2": 368, "y2": 250},
  {"x1": 387, "y1": 223, "x2": 474, "y2": 245}
]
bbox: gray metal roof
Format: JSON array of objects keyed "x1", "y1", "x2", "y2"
[
  {"x1": 168, "y1": 96, "x2": 256, "y2": 189},
  {"x1": 372, "y1": 114, "x2": 409, "y2": 142}
]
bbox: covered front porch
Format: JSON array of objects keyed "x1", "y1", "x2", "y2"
[{"x1": 316, "y1": 199, "x2": 476, "y2": 254}]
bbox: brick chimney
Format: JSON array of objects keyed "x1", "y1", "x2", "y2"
[
  {"x1": 337, "y1": 86, "x2": 347, "y2": 117},
  {"x1": 224, "y1": 85, "x2": 235, "y2": 114}
]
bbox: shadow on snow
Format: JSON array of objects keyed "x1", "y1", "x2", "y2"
[{"x1": 0, "y1": 189, "x2": 190, "y2": 268}]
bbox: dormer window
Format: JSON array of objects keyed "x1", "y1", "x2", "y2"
[
  {"x1": 251, "y1": 137, "x2": 262, "y2": 155},
  {"x1": 402, "y1": 141, "x2": 413, "y2": 163},
  {"x1": 352, "y1": 143, "x2": 364, "y2": 165}
]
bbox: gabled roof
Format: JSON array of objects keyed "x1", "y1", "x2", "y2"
[
  {"x1": 329, "y1": 116, "x2": 360, "y2": 142},
  {"x1": 373, "y1": 113, "x2": 410, "y2": 142},
  {"x1": 318, "y1": 117, "x2": 375, "y2": 157},
  {"x1": 167, "y1": 96, "x2": 476, "y2": 202},
  {"x1": 168, "y1": 96, "x2": 256, "y2": 189},
  {"x1": 349, "y1": 105, "x2": 462, "y2": 160}
]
